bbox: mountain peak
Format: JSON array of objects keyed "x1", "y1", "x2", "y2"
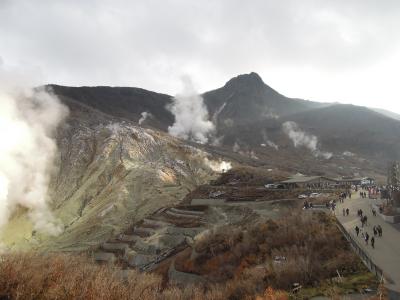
[{"x1": 224, "y1": 72, "x2": 266, "y2": 90}]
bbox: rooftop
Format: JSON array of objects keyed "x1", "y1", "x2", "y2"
[{"x1": 281, "y1": 176, "x2": 334, "y2": 184}]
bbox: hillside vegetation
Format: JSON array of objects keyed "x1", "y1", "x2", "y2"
[{"x1": 0, "y1": 212, "x2": 379, "y2": 300}]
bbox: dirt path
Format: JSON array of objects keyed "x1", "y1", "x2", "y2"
[{"x1": 336, "y1": 192, "x2": 400, "y2": 297}]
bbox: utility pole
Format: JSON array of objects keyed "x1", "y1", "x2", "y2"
[
  {"x1": 388, "y1": 161, "x2": 400, "y2": 210},
  {"x1": 387, "y1": 161, "x2": 400, "y2": 187}
]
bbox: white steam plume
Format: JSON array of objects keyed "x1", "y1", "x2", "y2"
[
  {"x1": 282, "y1": 121, "x2": 332, "y2": 159},
  {"x1": 138, "y1": 111, "x2": 151, "y2": 125},
  {"x1": 233, "y1": 141, "x2": 240, "y2": 153},
  {"x1": 0, "y1": 64, "x2": 68, "y2": 235},
  {"x1": 168, "y1": 77, "x2": 214, "y2": 144},
  {"x1": 203, "y1": 158, "x2": 232, "y2": 173},
  {"x1": 343, "y1": 151, "x2": 355, "y2": 157},
  {"x1": 261, "y1": 130, "x2": 279, "y2": 150}
]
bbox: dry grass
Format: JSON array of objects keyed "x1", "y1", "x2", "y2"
[
  {"x1": 0, "y1": 212, "x2": 378, "y2": 300},
  {"x1": 0, "y1": 252, "x2": 262, "y2": 300},
  {"x1": 0, "y1": 252, "x2": 162, "y2": 300},
  {"x1": 180, "y1": 212, "x2": 364, "y2": 290}
]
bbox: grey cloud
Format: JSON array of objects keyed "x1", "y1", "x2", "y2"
[{"x1": 1, "y1": 0, "x2": 400, "y2": 99}]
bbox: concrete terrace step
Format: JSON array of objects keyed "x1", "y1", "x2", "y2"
[
  {"x1": 170, "y1": 207, "x2": 205, "y2": 216},
  {"x1": 132, "y1": 241, "x2": 163, "y2": 255},
  {"x1": 93, "y1": 251, "x2": 116, "y2": 264},
  {"x1": 142, "y1": 218, "x2": 172, "y2": 228},
  {"x1": 139, "y1": 242, "x2": 188, "y2": 272},
  {"x1": 165, "y1": 226, "x2": 203, "y2": 237},
  {"x1": 165, "y1": 209, "x2": 202, "y2": 219},
  {"x1": 133, "y1": 226, "x2": 156, "y2": 236},
  {"x1": 124, "y1": 252, "x2": 157, "y2": 268},
  {"x1": 117, "y1": 234, "x2": 141, "y2": 243},
  {"x1": 101, "y1": 242, "x2": 130, "y2": 253}
]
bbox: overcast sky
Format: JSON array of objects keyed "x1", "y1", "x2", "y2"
[{"x1": 1, "y1": 0, "x2": 400, "y2": 113}]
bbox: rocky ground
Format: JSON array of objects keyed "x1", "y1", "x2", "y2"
[{"x1": 0, "y1": 100, "x2": 222, "y2": 251}]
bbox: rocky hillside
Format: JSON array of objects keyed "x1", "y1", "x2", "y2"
[
  {"x1": 49, "y1": 85, "x2": 174, "y2": 131},
  {"x1": 48, "y1": 73, "x2": 400, "y2": 176},
  {"x1": 202, "y1": 72, "x2": 327, "y2": 128},
  {"x1": 0, "y1": 98, "x2": 224, "y2": 251}
]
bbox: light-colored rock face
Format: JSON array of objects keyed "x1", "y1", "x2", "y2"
[{"x1": 0, "y1": 107, "x2": 219, "y2": 251}]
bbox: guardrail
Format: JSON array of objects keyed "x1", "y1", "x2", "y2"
[
  {"x1": 139, "y1": 242, "x2": 188, "y2": 272},
  {"x1": 335, "y1": 219, "x2": 388, "y2": 282}
]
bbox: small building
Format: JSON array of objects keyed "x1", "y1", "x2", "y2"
[
  {"x1": 361, "y1": 177, "x2": 375, "y2": 186},
  {"x1": 334, "y1": 176, "x2": 375, "y2": 187},
  {"x1": 334, "y1": 177, "x2": 362, "y2": 187},
  {"x1": 280, "y1": 176, "x2": 337, "y2": 189}
]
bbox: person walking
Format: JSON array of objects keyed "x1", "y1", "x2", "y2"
[
  {"x1": 355, "y1": 225, "x2": 360, "y2": 236},
  {"x1": 361, "y1": 216, "x2": 367, "y2": 228},
  {"x1": 371, "y1": 236, "x2": 375, "y2": 249},
  {"x1": 378, "y1": 225, "x2": 382, "y2": 237},
  {"x1": 373, "y1": 226, "x2": 378, "y2": 237},
  {"x1": 365, "y1": 232, "x2": 370, "y2": 245},
  {"x1": 346, "y1": 208, "x2": 349, "y2": 216}
]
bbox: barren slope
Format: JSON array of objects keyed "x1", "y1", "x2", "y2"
[{"x1": 0, "y1": 99, "x2": 222, "y2": 251}]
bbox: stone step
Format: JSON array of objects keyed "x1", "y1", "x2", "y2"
[
  {"x1": 170, "y1": 207, "x2": 205, "y2": 216},
  {"x1": 101, "y1": 242, "x2": 130, "y2": 253},
  {"x1": 117, "y1": 234, "x2": 140, "y2": 243},
  {"x1": 139, "y1": 242, "x2": 188, "y2": 272},
  {"x1": 93, "y1": 251, "x2": 116, "y2": 264},
  {"x1": 165, "y1": 209, "x2": 202, "y2": 219},
  {"x1": 165, "y1": 227, "x2": 202, "y2": 237},
  {"x1": 124, "y1": 252, "x2": 157, "y2": 268},
  {"x1": 142, "y1": 218, "x2": 172, "y2": 228},
  {"x1": 132, "y1": 243, "x2": 162, "y2": 255},
  {"x1": 133, "y1": 226, "x2": 156, "y2": 236}
]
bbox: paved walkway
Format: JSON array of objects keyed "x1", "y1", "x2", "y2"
[{"x1": 336, "y1": 192, "x2": 400, "y2": 295}]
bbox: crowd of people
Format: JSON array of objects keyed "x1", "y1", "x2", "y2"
[
  {"x1": 338, "y1": 188, "x2": 384, "y2": 250},
  {"x1": 303, "y1": 200, "x2": 314, "y2": 209},
  {"x1": 354, "y1": 221, "x2": 382, "y2": 249},
  {"x1": 302, "y1": 185, "x2": 386, "y2": 252},
  {"x1": 359, "y1": 185, "x2": 382, "y2": 199}
]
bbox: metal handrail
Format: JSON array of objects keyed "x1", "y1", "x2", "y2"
[{"x1": 335, "y1": 219, "x2": 391, "y2": 283}]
